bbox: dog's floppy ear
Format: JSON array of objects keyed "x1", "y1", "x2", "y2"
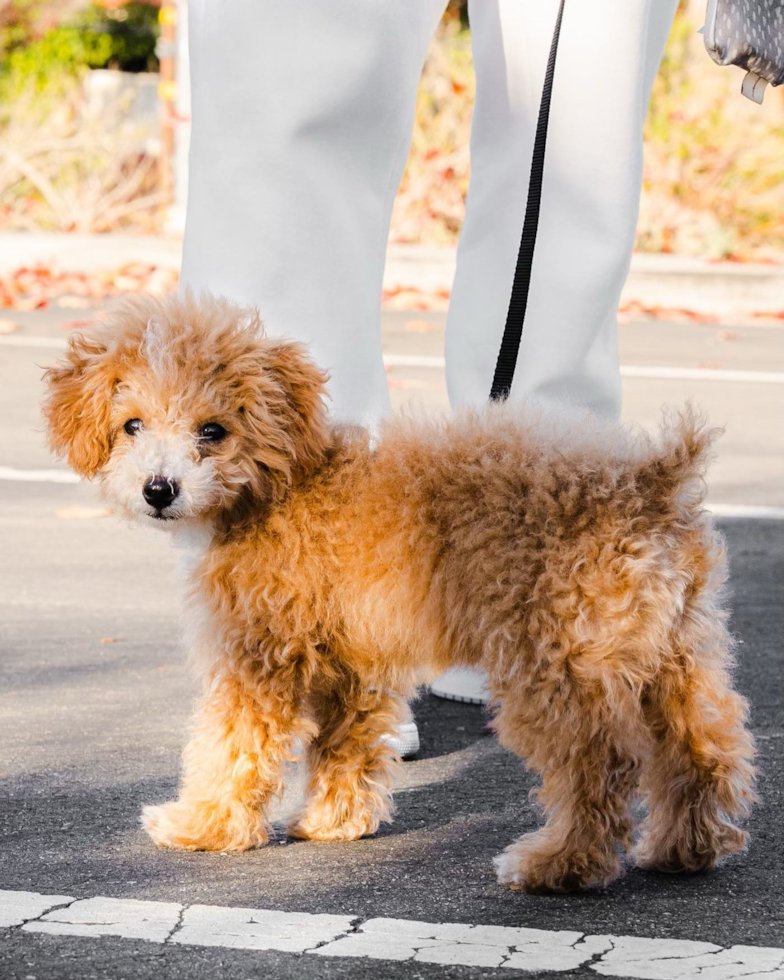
[
  {"x1": 238, "y1": 337, "x2": 331, "y2": 496},
  {"x1": 42, "y1": 328, "x2": 117, "y2": 479}
]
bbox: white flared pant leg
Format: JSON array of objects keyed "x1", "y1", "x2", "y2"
[
  {"x1": 446, "y1": 0, "x2": 679, "y2": 418},
  {"x1": 182, "y1": 1, "x2": 677, "y2": 427},
  {"x1": 181, "y1": 0, "x2": 445, "y2": 428}
]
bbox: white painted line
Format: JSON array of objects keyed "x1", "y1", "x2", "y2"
[
  {"x1": 0, "y1": 465, "x2": 782, "y2": 522},
  {"x1": 0, "y1": 466, "x2": 782, "y2": 520},
  {"x1": 3, "y1": 889, "x2": 784, "y2": 978},
  {"x1": 3, "y1": 335, "x2": 783, "y2": 383},
  {"x1": 384, "y1": 353, "x2": 445, "y2": 368},
  {"x1": 707, "y1": 503, "x2": 784, "y2": 520},
  {"x1": 0, "y1": 466, "x2": 80, "y2": 484},
  {"x1": 0, "y1": 334, "x2": 67, "y2": 349},
  {"x1": 312, "y1": 917, "x2": 613, "y2": 970},
  {"x1": 382, "y1": 354, "x2": 784, "y2": 384},
  {"x1": 25, "y1": 896, "x2": 182, "y2": 944},
  {"x1": 591, "y1": 937, "x2": 784, "y2": 980},
  {"x1": 172, "y1": 904, "x2": 355, "y2": 953},
  {"x1": 621, "y1": 365, "x2": 784, "y2": 384},
  {"x1": 1, "y1": 465, "x2": 782, "y2": 521},
  {"x1": 0, "y1": 890, "x2": 73, "y2": 928}
]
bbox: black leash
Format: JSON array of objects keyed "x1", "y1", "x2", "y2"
[{"x1": 489, "y1": 0, "x2": 566, "y2": 402}]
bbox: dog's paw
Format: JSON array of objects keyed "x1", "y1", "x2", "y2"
[
  {"x1": 287, "y1": 813, "x2": 378, "y2": 842},
  {"x1": 141, "y1": 800, "x2": 267, "y2": 852},
  {"x1": 494, "y1": 832, "x2": 622, "y2": 893},
  {"x1": 633, "y1": 817, "x2": 748, "y2": 874},
  {"x1": 288, "y1": 790, "x2": 389, "y2": 842}
]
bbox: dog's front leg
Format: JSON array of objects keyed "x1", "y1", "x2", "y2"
[
  {"x1": 288, "y1": 687, "x2": 404, "y2": 842},
  {"x1": 142, "y1": 667, "x2": 308, "y2": 852}
]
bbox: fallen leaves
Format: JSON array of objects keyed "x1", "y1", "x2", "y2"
[
  {"x1": 751, "y1": 310, "x2": 784, "y2": 322},
  {"x1": 0, "y1": 262, "x2": 178, "y2": 311},
  {"x1": 382, "y1": 286, "x2": 450, "y2": 311},
  {"x1": 619, "y1": 301, "x2": 784, "y2": 327},
  {"x1": 619, "y1": 300, "x2": 719, "y2": 324},
  {"x1": 0, "y1": 318, "x2": 18, "y2": 334},
  {"x1": 56, "y1": 505, "x2": 112, "y2": 520}
]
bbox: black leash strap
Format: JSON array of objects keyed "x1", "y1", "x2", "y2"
[{"x1": 489, "y1": 0, "x2": 566, "y2": 402}]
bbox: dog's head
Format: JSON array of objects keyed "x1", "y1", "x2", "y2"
[{"x1": 42, "y1": 291, "x2": 330, "y2": 527}]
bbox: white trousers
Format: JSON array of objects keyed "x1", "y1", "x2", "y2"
[{"x1": 181, "y1": 0, "x2": 678, "y2": 426}]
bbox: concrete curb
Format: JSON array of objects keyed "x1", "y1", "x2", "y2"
[
  {"x1": 1, "y1": 234, "x2": 782, "y2": 313},
  {"x1": 384, "y1": 246, "x2": 784, "y2": 313}
]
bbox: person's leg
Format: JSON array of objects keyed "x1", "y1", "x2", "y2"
[
  {"x1": 183, "y1": 1, "x2": 446, "y2": 757},
  {"x1": 446, "y1": 0, "x2": 678, "y2": 416},
  {"x1": 432, "y1": 0, "x2": 678, "y2": 704},
  {"x1": 182, "y1": 0, "x2": 445, "y2": 429}
]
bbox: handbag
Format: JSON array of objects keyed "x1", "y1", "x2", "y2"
[{"x1": 703, "y1": 0, "x2": 784, "y2": 103}]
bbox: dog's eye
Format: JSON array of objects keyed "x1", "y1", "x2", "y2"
[
  {"x1": 124, "y1": 418, "x2": 143, "y2": 436},
  {"x1": 198, "y1": 422, "x2": 227, "y2": 442}
]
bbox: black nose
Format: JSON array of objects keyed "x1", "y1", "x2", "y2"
[{"x1": 143, "y1": 476, "x2": 179, "y2": 510}]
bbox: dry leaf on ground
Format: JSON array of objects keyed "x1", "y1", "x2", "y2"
[{"x1": 56, "y1": 505, "x2": 112, "y2": 519}]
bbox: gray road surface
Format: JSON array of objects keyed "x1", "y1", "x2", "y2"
[{"x1": 0, "y1": 307, "x2": 782, "y2": 979}]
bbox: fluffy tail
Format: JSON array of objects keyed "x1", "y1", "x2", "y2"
[{"x1": 636, "y1": 405, "x2": 721, "y2": 520}]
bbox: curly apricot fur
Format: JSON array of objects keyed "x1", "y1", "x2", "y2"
[{"x1": 43, "y1": 292, "x2": 756, "y2": 890}]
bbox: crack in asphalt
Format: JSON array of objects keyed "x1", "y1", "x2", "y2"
[
  {"x1": 586, "y1": 936, "x2": 615, "y2": 972},
  {"x1": 13, "y1": 896, "x2": 77, "y2": 930},
  {"x1": 163, "y1": 903, "x2": 188, "y2": 944},
  {"x1": 687, "y1": 953, "x2": 784, "y2": 978},
  {"x1": 5, "y1": 892, "x2": 783, "y2": 978},
  {"x1": 305, "y1": 915, "x2": 363, "y2": 954}
]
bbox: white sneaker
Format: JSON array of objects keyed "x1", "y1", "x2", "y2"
[
  {"x1": 380, "y1": 720, "x2": 420, "y2": 759},
  {"x1": 430, "y1": 667, "x2": 489, "y2": 705}
]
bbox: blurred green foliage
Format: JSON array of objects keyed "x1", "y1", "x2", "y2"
[{"x1": 1, "y1": 1, "x2": 159, "y2": 98}]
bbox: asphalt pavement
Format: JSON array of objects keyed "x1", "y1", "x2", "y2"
[{"x1": 0, "y1": 305, "x2": 782, "y2": 979}]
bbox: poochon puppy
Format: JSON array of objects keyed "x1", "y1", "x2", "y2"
[{"x1": 42, "y1": 291, "x2": 756, "y2": 893}]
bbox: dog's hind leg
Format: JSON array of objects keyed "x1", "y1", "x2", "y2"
[
  {"x1": 288, "y1": 686, "x2": 403, "y2": 842},
  {"x1": 492, "y1": 664, "x2": 645, "y2": 893},
  {"x1": 142, "y1": 666, "x2": 312, "y2": 852},
  {"x1": 633, "y1": 617, "x2": 756, "y2": 874}
]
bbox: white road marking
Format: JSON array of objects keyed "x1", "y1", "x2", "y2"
[
  {"x1": 0, "y1": 464, "x2": 782, "y2": 521},
  {"x1": 620, "y1": 365, "x2": 784, "y2": 384},
  {"x1": 311, "y1": 918, "x2": 613, "y2": 970},
  {"x1": 592, "y1": 937, "x2": 784, "y2": 980},
  {"x1": 171, "y1": 903, "x2": 355, "y2": 953},
  {"x1": 3, "y1": 889, "x2": 783, "y2": 978},
  {"x1": 3, "y1": 335, "x2": 783, "y2": 384},
  {"x1": 1, "y1": 464, "x2": 783, "y2": 521},
  {"x1": 0, "y1": 889, "x2": 73, "y2": 928},
  {"x1": 707, "y1": 503, "x2": 784, "y2": 520},
  {"x1": 0, "y1": 465, "x2": 80, "y2": 484},
  {"x1": 382, "y1": 353, "x2": 784, "y2": 384},
  {"x1": 25, "y1": 896, "x2": 182, "y2": 943},
  {"x1": 384, "y1": 353, "x2": 445, "y2": 368},
  {"x1": 0, "y1": 334, "x2": 67, "y2": 349}
]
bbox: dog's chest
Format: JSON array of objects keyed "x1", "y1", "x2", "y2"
[{"x1": 171, "y1": 524, "x2": 222, "y2": 673}]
